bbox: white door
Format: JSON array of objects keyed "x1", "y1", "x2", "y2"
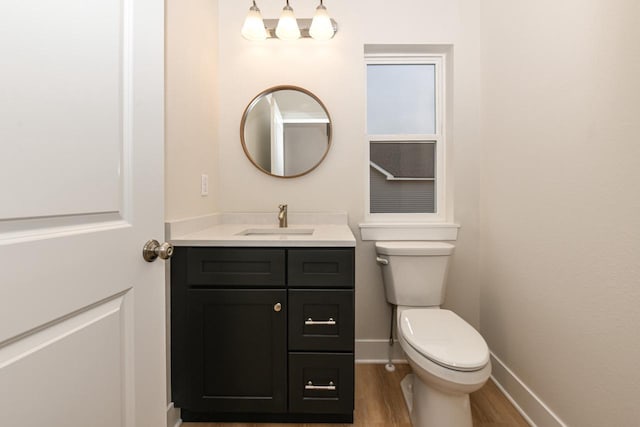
[{"x1": 0, "y1": 1, "x2": 166, "y2": 426}]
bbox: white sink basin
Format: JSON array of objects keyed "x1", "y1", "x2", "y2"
[{"x1": 237, "y1": 228, "x2": 315, "y2": 236}]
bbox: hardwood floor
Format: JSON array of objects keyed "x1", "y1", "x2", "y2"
[{"x1": 182, "y1": 363, "x2": 529, "y2": 427}]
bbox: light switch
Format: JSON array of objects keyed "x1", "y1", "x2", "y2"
[{"x1": 201, "y1": 174, "x2": 209, "y2": 196}]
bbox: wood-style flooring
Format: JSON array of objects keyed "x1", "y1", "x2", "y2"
[{"x1": 183, "y1": 363, "x2": 530, "y2": 427}]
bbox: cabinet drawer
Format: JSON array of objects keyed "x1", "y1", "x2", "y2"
[
  {"x1": 288, "y1": 290, "x2": 354, "y2": 351},
  {"x1": 289, "y1": 353, "x2": 354, "y2": 414},
  {"x1": 288, "y1": 249, "x2": 354, "y2": 288},
  {"x1": 186, "y1": 248, "x2": 285, "y2": 287}
]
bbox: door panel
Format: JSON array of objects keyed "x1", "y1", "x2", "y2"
[
  {"x1": 0, "y1": 0, "x2": 124, "y2": 219},
  {"x1": 0, "y1": 295, "x2": 130, "y2": 426},
  {"x1": 0, "y1": 0, "x2": 165, "y2": 426}
]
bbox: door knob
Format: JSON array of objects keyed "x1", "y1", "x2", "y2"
[{"x1": 143, "y1": 240, "x2": 174, "y2": 262}]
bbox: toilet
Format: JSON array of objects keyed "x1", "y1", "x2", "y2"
[{"x1": 375, "y1": 241, "x2": 491, "y2": 427}]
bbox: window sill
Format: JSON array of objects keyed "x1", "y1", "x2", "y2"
[{"x1": 358, "y1": 222, "x2": 459, "y2": 241}]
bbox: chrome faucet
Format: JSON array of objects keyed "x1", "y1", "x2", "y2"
[{"x1": 278, "y1": 204, "x2": 288, "y2": 228}]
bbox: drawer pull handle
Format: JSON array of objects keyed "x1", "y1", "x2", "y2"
[
  {"x1": 305, "y1": 380, "x2": 336, "y2": 391},
  {"x1": 305, "y1": 317, "x2": 336, "y2": 326}
]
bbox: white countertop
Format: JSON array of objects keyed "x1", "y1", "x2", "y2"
[{"x1": 167, "y1": 212, "x2": 356, "y2": 247}]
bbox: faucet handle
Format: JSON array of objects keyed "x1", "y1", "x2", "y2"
[{"x1": 278, "y1": 204, "x2": 288, "y2": 228}]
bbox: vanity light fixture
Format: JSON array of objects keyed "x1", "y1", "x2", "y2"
[
  {"x1": 241, "y1": 0, "x2": 338, "y2": 41},
  {"x1": 241, "y1": 1, "x2": 268, "y2": 41},
  {"x1": 275, "y1": 0, "x2": 301, "y2": 40},
  {"x1": 309, "y1": 0, "x2": 335, "y2": 41}
]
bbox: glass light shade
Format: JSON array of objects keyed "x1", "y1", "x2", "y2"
[
  {"x1": 275, "y1": 6, "x2": 300, "y2": 40},
  {"x1": 241, "y1": 6, "x2": 267, "y2": 41},
  {"x1": 309, "y1": 5, "x2": 335, "y2": 41}
]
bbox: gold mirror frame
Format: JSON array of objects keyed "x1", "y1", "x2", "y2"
[{"x1": 240, "y1": 85, "x2": 332, "y2": 179}]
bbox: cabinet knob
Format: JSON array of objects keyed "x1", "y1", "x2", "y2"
[{"x1": 274, "y1": 302, "x2": 282, "y2": 312}]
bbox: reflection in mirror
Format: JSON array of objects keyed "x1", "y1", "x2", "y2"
[{"x1": 241, "y1": 86, "x2": 332, "y2": 178}]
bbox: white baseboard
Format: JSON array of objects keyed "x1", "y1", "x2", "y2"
[
  {"x1": 355, "y1": 339, "x2": 407, "y2": 363},
  {"x1": 490, "y1": 352, "x2": 567, "y2": 427},
  {"x1": 166, "y1": 402, "x2": 181, "y2": 427}
]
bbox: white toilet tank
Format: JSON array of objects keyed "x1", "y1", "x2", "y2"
[{"x1": 375, "y1": 242, "x2": 455, "y2": 307}]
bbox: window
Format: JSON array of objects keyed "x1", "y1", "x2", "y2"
[{"x1": 365, "y1": 50, "x2": 448, "y2": 223}]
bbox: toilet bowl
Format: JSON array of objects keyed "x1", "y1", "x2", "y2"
[
  {"x1": 375, "y1": 241, "x2": 491, "y2": 427},
  {"x1": 397, "y1": 307, "x2": 491, "y2": 427}
]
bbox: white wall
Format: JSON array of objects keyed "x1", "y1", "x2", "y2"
[
  {"x1": 480, "y1": 0, "x2": 640, "y2": 425},
  {"x1": 165, "y1": 0, "x2": 219, "y2": 221},
  {"x1": 216, "y1": 0, "x2": 483, "y2": 347},
  {"x1": 164, "y1": 2, "x2": 219, "y2": 424}
]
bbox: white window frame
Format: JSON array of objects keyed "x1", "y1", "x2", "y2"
[{"x1": 364, "y1": 53, "x2": 448, "y2": 223}]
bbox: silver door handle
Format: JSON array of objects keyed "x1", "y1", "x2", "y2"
[
  {"x1": 305, "y1": 380, "x2": 336, "y2": 391},
  {"x1": 305, "y1": 317, "x2": 336, "y2": 326},
  {"x1": 143, "y1": 240, "x2": 174, "y2": 262}
]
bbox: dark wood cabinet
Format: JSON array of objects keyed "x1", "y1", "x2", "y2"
[
  {"x1": 180, "y1": 289, "x2": 287, "y2": 413},
  {"x1": 171, "y1": 246, "x2": 355, "y2": 423}
]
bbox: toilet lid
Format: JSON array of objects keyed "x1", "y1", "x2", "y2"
[{"x1": 400, "y1": 309, "x2": 489, "y2": 371}]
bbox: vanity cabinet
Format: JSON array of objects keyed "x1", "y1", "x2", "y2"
[{"x1": 171, "y1": 246, "x2": 355, "y2": 423}]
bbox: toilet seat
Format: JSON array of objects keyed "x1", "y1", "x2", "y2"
[{"x1": 400, "y1": 309, "x2": 489, "y2": 372}]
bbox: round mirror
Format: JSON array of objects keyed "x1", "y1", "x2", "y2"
[{"x1": 240, "y1": 86, "x2": 332, "y2": 178}]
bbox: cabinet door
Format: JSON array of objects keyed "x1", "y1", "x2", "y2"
[{"x1": 181, "y1": 289, "x2": 287, "y2": 413}]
